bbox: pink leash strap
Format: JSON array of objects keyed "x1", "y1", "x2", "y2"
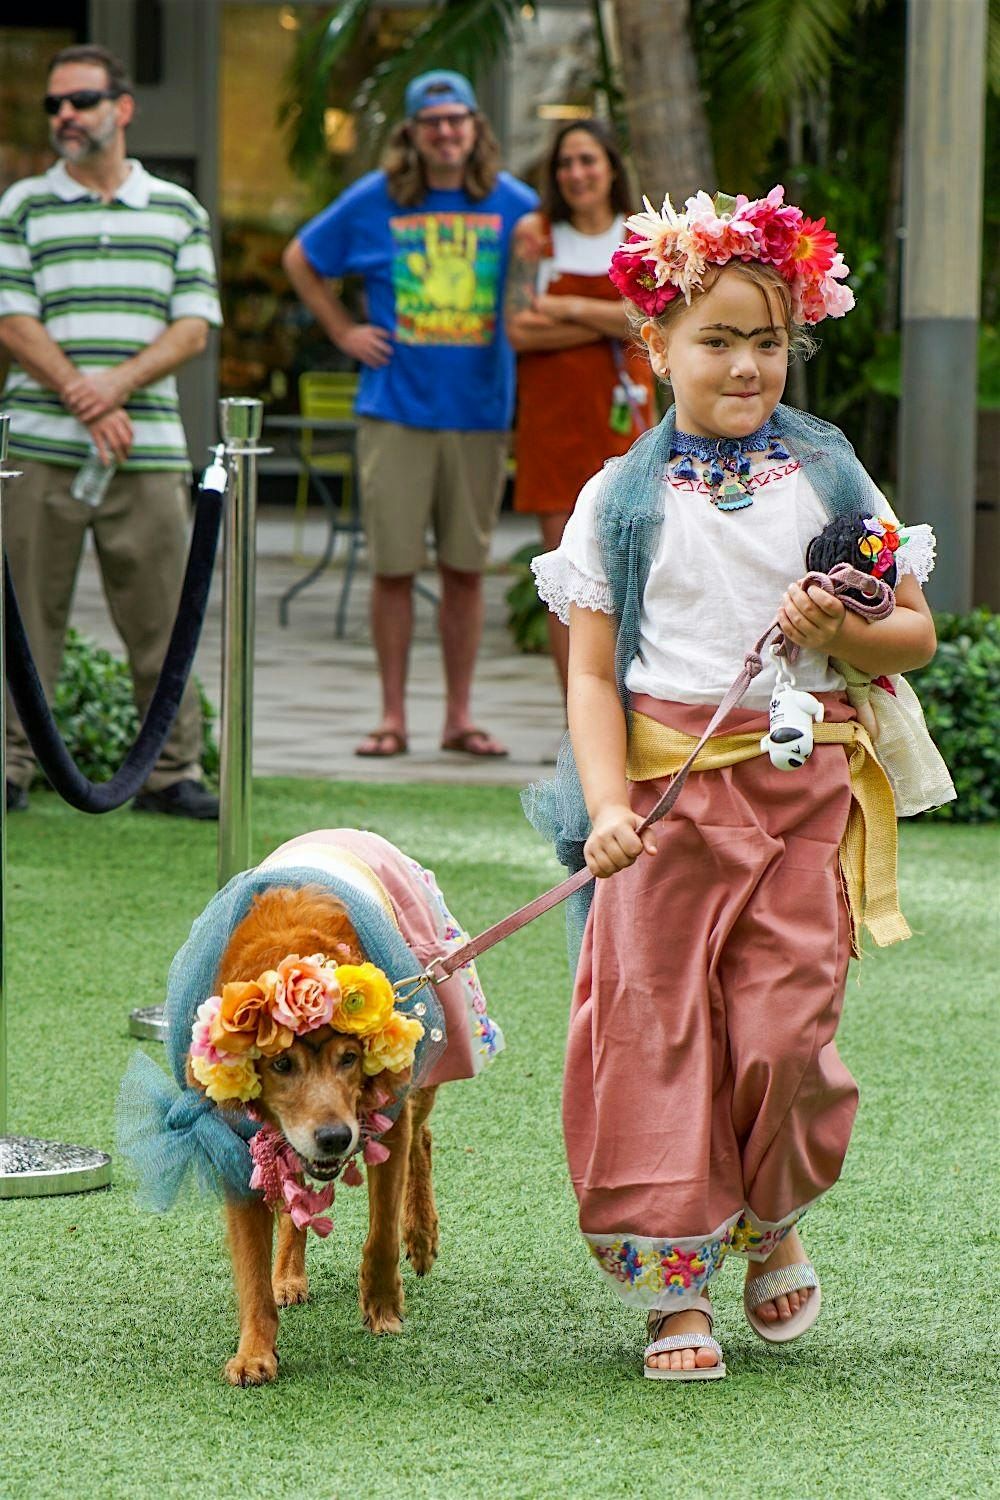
[{"x1": 424, "y1": 565, "x2": 892, "y2": 984}]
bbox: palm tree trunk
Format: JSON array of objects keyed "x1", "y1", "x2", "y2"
[{"x1": 611, "y1": 0, "x2": 716, "y2": 202}]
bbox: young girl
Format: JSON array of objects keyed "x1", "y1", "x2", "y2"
[{"x1": 528, "y1": 186, "x2": 942, "y2": 1381}]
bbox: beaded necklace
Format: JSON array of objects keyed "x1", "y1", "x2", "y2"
[{"x1": 669, "y1": 418, "x2": 790, "y2": 511}]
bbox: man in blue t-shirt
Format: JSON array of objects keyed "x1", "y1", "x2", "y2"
[{"x1": 283, "y1": 71, "x2": 537, "y2": 759}]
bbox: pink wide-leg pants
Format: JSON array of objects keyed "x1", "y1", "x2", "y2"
[{"x1": 564, "y1": 696, "x2": 859, "y2": 1310}]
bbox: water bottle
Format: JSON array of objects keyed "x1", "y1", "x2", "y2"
[{"x1": 71, "y1": 446, "x2": 116, "y2": 508}]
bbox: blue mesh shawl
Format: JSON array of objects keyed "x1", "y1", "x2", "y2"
[
  {"x1": 521, "y1": 402, "x2": 883, "y2": 960},
  {"x1": 117, "y1": 865, "x2": 446, "y2": 1211}
]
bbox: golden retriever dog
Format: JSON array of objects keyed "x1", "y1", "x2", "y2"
[{"x1": 192, "y1": 886, "x2": 440, "y2": 1387}]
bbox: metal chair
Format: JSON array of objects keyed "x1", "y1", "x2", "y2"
[{"x1": 292, "y1": 370, "x2": 358, "y2": 560}]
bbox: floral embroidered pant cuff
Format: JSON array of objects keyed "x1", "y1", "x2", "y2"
[{"x1": 564, "y1": 699, "x2": 859, "y2": 1310}]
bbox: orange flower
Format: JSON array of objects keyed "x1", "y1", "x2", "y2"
[{"x1": 209, "y1": 980, "x2": 293, "y2": 1058}]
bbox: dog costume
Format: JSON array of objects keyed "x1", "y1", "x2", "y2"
[{"x1": 118, "y1": 829, "x2": 502, "y2": 1209}]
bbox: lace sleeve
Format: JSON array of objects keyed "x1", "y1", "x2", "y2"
[
  {"x1": 531, "y1": 552, "x2": 614, "y2": 625},
  {"x1": 895, "y1": 524, "x2": 936, "y2": 585}
]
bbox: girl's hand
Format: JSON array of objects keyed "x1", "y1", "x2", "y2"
[
  {"x1": 778, "y1": 578, "x2": 846, "y2": 651},
  {"x1": 584, "y1": 804, "x2": 658, "y2": 879}
]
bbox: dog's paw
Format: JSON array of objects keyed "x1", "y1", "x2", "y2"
[
  {"x1": 273, "y1": 1275, "x2": 309, "y2": 1307},
  {"x1": 225, "y1": 1349, "x2": 279, "y2": 1386},
  {"x1": 362, "y1": 1300, "x2": 405, "y2": 1335},
  {"x1": 404, "y1": 1225, "x2": 439, "y2": 1277}
]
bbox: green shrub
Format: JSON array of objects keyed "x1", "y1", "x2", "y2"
[
  {"x1": 42, "y1": 627, "x2": 219, "y2": 787},
  {"x1": 909, "y1": 609, "x2": 999, "y2": 823},
  {"x1": 504, "y1": 541, "x2": 550, "y2": 655}
]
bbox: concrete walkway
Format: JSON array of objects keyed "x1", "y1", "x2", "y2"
[{"x1": 69, "y1": 507, "x2": 566, "y2": 786}]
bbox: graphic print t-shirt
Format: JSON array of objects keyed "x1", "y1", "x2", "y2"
[{"x1": 298, "y1": 170, "x2": 538, "y2": 431}]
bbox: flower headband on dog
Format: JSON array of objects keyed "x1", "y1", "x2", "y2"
[
  {"x1": 609, "y1": 185, "x2": 854, "y2": 325},
  {"x1": 189, "y1": 953, "x2": 425, "y2": 1104}
]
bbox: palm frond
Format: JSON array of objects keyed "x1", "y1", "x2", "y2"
[
  {"x1": 279, "y1": 0, "x2": 374, "y2": 177},
  {"x1": 352, "y1": 0, "x2": 521, "y2": 127},
  {"x1": 719, "y1": 0, "x2": 856, "y2": 103},
  {"x1": 989, "y1": 0, "x2": 1000, "y2": 95}
]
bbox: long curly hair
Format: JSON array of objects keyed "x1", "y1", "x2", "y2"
[{"x1": 382, "y1": 113, "x2": 502, "y2": 207}]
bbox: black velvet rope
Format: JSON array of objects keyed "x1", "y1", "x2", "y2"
[{"x1": 4, "y1": 483, "x2": 224, "y2": 814}]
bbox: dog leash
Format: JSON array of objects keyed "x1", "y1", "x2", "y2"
[{"x1": 403, "y1": 565, "x2": 892, "y2": 993}]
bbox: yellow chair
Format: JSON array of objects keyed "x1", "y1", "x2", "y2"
[{"x1": 292, "y1": 370, "x2": 359, "y2": 560}]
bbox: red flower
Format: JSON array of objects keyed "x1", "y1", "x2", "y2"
[
  {"x1": 609, "y1": 245, "x2": 680, "y2": 317},
  {"x1": 787, "y1": 217, "x2": 838, "y2": 279},
  {"x1": 745, "y1": 187, "x2": 804, "y2": 267}
]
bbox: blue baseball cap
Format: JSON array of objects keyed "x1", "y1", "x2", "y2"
[{"x1": 405, "y1": 70, "x2": 478, "y2": 119}]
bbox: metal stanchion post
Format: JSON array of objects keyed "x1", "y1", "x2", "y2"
[
  {"x1": 127, "y1": 400, "x2": 268, "y2": 1043},
  {"x1": 0, "y1": 414, "x2": 111, "y2": 1196},
  {"x1": 217, "y1": 397, "x2": 268, "y2": 887}
]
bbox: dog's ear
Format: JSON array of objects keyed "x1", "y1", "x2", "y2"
[{"x1": 185, "y1": 1056, "x2": 205, "y2": 1093}]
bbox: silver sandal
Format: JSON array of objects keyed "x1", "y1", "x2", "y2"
[
  {"x1": 643, "y1": 1295, "x2": 727, "y2": 1382},
  {"x1": 743, "y1": 1262, "x2": 821, "y2": 1343}
]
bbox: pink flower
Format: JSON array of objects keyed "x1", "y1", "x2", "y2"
[
  {"x1": 248, "y1": 1123, "x2": 336, "y2": 1236},
  {"x1": 816, "y1": 252, "x2": 856, "y2": 318},
  {"x1": 791, "y1": 250, "x2": 856, "y2": 325},
  {"x1": 271, "y1": 953, "x2": 340, "y2": 1033},
  {"x1": 190, "y1": 994, "x2": 229, "y2": 1065},
  {"x1": 685, "y1": 189, "x2": 761, "y2": 263},
  {"x1": 743, "y1": 185, "x2": 803, "y2": 267}
]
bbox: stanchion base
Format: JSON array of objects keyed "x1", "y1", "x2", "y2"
[
  {"x1": 0, "y1": 1136, "x2": 112, "y2": 1199},
  {"x1": 129, "y1": 1004, "x2": 167, "y2": 1042}
]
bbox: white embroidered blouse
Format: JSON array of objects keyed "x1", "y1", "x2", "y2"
[{"x1": 532, "y1": 456, "x2": 936, "y2": 711}]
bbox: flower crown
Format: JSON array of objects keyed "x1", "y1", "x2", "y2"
[
  {"x1": 188, "y1": 953, "x2": 425, "y2": 1104},
  {"x1": 609, "y1": 185, "x2": 855, "y2": 325}
]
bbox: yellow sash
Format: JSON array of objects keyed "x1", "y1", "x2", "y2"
[{"x1": 626, "y1": 712, "x2": 910, "y2": 954}]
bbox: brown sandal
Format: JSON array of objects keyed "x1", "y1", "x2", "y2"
[
  {"x1": 439, "y1": 727, "x2": 508, "y2": 758},
  {"x1": 354, "y1": 729, "x2": 408, "y2": 758}
]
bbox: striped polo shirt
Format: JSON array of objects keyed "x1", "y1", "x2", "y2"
[{"x1": 0, "y1": 159, "x2": 222, "y2": 472}]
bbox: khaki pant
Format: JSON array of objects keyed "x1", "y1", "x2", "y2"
[
  {"x1": 357, "y1": 418, "x2": 508, "y2": 575},
  {"x1": 4, "y1": 460, "x2": 204, "y2": 793}
]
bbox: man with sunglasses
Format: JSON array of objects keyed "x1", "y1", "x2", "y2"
[
  {"x1": 283, "y1": 71, "x2": 537, "y2": 760},
  {"x1": 0, "y1": 45, "x2": 222, "y2": 817}
]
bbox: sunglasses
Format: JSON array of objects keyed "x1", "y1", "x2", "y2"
[
  {"x1": 413, "y1": 111, "x2": 473, "y2": 132},
  {"x1": 43, "y1": 89, "x2": 121, "y2": 116}
]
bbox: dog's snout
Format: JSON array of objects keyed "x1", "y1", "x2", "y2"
[{"x1": 313, "y1": 1123, "x2": 353, "y2": 1158}]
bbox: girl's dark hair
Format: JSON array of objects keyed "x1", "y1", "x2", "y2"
[
  {"x1": 541, "y1": 119, "x2": 631, "y2": 225},
  {"x1": 806, "y1": 514, "x2": 897, "y2": 598}
]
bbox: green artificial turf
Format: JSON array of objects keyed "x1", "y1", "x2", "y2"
[{"x1": 1, "y1": 783, "x2": 996, "y2": 1499}]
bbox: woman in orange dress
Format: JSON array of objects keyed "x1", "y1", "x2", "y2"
[{"x1": 505, "y1": 120, "x2": 655, "y2": 693}]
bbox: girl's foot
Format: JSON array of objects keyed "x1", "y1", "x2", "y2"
[
  {"x1": 645, "y1": 1302, "x2": 721, "y2": 1374},
  {"x1": 743, "y1": 1226, "x2": 814, "y2": 1325}
]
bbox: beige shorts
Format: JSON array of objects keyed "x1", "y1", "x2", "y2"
[{"x1": 356, "y1": 418, "x2": 509, "y2": 576}]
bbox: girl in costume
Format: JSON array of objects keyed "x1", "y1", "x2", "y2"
[{"x1": 527, "y1": 186, "x2": 946, "y2": 1381}]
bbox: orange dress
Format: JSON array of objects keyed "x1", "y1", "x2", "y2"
[{"x1": 513, "y1": 221, "x2": 655, "y2": 516}]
